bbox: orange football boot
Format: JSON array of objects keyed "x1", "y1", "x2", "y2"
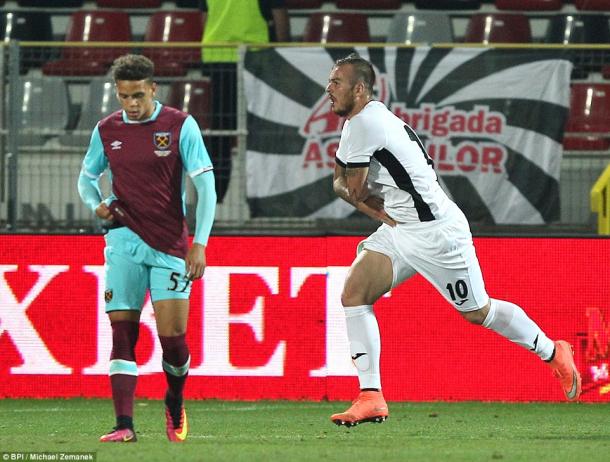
[
  {"x1": 549, "y1": 340, "x2": 582, "y2": 401},
  {"x1": 331, "y1": 391, "x2": 389, "y2": 427},
  {"x1": 165, "y1": 405, "x2": 188, "y2": 442}
]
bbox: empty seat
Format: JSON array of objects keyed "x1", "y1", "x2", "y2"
[
  {"x1": 303, "y1": 13, "x2": 370, "y2": 43},
  {"x1": 545, "y1": 15, "x2": 610, "y2": 78},
  {"x1": 564, "y1": 84, "x2": 610, "y2": 151},
  {"x1": 96, "y1": 0, "x2": 161, "y2": 6},
  {"x1": 17, "y1": 0, "x2": 83, "y2": 6},
  {"x1": 15, "y1": 77, "x2": 71, "y2": 146},
  {"x1": 143, "y1": 11, "x2": 204, "y2": 77},
  {"x1": 166, "y1": 79, "x2": 212, "y2": 130},
  {"x1": 0, "y1": 12, "x2": 54, "y2": 72},
  {"x1": 42, "y1": 11, "x2": 132, "y2": 76},
  {"x1": 545, "y1": 14, "x2": 610, "y2": 44},
  {"x1": 575, "y1": 0, "x2": 610, "y2": 10},
  {"x1": 387, "y1": 13, "x2": 453, "y2": 44},
  {"x1": 60, "y1": 79, "x2": 121, "y2": 148},
  {"x1": 285, "y1": 0, "x2": 323, "y2": 7},
  {"x1": 174, "y1": 0, "x2": 199, "y2": 7},
  {"x1": 415, "y1": 0, "x2": 480, "y2": 9},
  {"x1": 496, "y1": 0, "x2": 562, "y2": 9},
  {"x1": 464, "y1": 13, "x2": 532, "y2": 43},
  {"x1": 336, "y1": 0, "x2": 401, "y2": 9}
]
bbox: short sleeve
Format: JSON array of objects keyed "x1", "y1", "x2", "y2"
[
  {"x1": 179, "y1": 115, "x2": 214, "y2": 177},
  {"x1": 81, "y1": 125, "x2": 108, "y2": 178},
  {"x1": 343, "y1": 115, "x2": 385, "y2": 168}
]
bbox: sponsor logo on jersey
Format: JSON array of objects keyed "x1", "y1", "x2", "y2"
[
  {"x1": 104, "y1": 289, "x2": 113, "y2": 303},
  {"x1": 111, "y1": 140, "x2": 122, "y2": 150}
]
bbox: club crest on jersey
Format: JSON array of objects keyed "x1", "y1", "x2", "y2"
[{"x1": 154, "y1": 132, "x2": 172, "y2": 157}]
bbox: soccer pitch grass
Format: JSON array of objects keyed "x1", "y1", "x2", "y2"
[{"x1": 0, "y1": 399, "x2": 608, "y2": 462}]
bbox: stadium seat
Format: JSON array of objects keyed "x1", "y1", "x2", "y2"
[
  {"x1": 303, "y1": 13, "x2": 370, "y2": 43},
  {"x1": 336, "y1": 0, "x2": 401, "y2": 9},
  {"x1": 464, "y1": 13, "x2": 532, "y2": 43},
  {"x1": 564, "y1": 83, "x2": 610, "y2": 151},
  {"x1": 42, "y1": 11, "x2": 132, "y2": 76},
  {"x1": 0, "y1": 12, "x2": 54, "y2": 72},
  {"x1": 17, "y1": 0, "x2": 83, "y2": 6},
  {"x1": 285, "y1": 0, "x2": 323, "y2": 7},
  {"x1": 142, "y1": 11, "x2": 204, "y2": 77},
  {"x1": 174, "y1": 0, "x2": 199, "y2": 7},
  {"x1": 16, "y1": 77, "x2": 71, "y2": 146},
  {"x1": 545, "y1": 14, "x2": 610, "y2": 44},
  {"x1": 96, "y1": 0, "x2": 161, "y2": 6},
  {"x1": 415, "y1": 0, "x2": 480, "y2": 9},
  {"x1": 166, "y1": 79, "x2": 212, "y2": 130},
  {"x1": 545, "y1": 15, "x2": 610, "y2": 78},
  {"x1": 60, "y1": 78, "x2": 121, "y2": 148},
  {"x1": 387, "y1": 13, "x2": 453, "y2": 44},
  {"x1": 574, "y1": 0, "x2": 610, "y2": 10},
  {"x1": 495, "y1": 0, "x2": 562, "y2": 10}
]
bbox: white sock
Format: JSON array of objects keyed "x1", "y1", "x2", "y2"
[
  {"x1": 344, "y1": 305, "x2": 381, "y2": 390},
  {"x1": 483, "y1": 298, "x2": 555, "y2": 361}
]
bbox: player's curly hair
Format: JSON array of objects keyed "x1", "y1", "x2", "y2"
[
  {"x1": 334, "y1": 53, "x2": 376, "y2": 94},
  {"x1": 111, "y1": 54, "x2": 155, "y2": 82}
]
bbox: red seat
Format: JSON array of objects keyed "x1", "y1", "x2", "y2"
[
  {"x1": 303, "y1": 13, "x2": 370, "y2": 43},
  {"x1": 96, "y1": 0, "x2": 161, "y2": 6},
  {"x1": 336, "y1": 0, "x2": 401, "y2": 9},
  {"x1": 564, "y1": 84, "x2": 610, "y2": 151},
  {"x1": 143, "y1": 11, "x2": 204, "y2": 77},
  {"x1": 285, "y1": 0, "x2": 323, "y2": 7},
  {"x1": 464, "y1": 13, "x2": 532, "y2": 43},
  {"x1": 42, "y1": 11, "x2": 132, "y2": 76},
  {"x1": 495, "y1": 0, "x2": 562, "y2": 10},
  {"x1": 575, "y1": 0, "x2": 610, "y2": 10},
  {"x1": 166, "y1": 79, "x2": 212, "y2": 130}
]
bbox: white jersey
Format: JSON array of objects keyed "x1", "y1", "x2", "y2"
[{"x1": 336, "y1": 100, "x2": 455, "y2": 223}]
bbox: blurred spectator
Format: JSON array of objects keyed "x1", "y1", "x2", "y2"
[{"x1": 200, "y1": 0, "x2": 290, "y2": 202}]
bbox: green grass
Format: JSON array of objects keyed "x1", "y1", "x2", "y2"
[{"x1": 0, "y1": 399, "x2": 608, "y2": 462}]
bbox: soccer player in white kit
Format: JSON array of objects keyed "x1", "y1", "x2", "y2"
[{"x1": 327, "y1": 53, "x2": 581, "y2": 427}]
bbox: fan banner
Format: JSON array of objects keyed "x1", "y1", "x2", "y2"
[{"x1": 244, "y1": 47, "x2": 572, "y2": 224}]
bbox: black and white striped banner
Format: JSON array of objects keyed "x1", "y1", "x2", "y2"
[{"x1": 244, "y1": 47, "x2": 572, "y2": 224}]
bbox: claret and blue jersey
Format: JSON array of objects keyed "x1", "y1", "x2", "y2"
[{"x1": 80, "y1": 101, "x2": 213, "y2": 258}]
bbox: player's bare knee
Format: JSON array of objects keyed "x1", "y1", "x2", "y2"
[{"x1": 460, "y1": 302, "x2": 490, "y2": 325}]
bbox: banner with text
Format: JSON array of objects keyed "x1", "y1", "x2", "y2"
[
  {"x1": 245, "y1": 47, "x2": 572, "y2": 224},
  {"x1": 0, "y1": 235, "x2": 608, "y2": 402}
]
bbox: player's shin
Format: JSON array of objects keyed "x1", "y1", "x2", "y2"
[
  {"x1": 109, "y1": 320, "x2": 139, "y2": 429},
  {"x1": 344, "y1": 305, "x2": 382, "y2": 390},
  {"x1": 482, "y1": 298, "x2": 554, "y2": 360}
]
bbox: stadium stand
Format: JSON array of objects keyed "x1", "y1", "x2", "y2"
[
  {"x1": 95, "y1": 0, "x2": 162, "y2": 7},
  {"x1": 564, "y1": 83, "x2": 610, "y2": 151},
  {"x1": 574, "y1": 0, "x2": 610, "y2": 9},
  {"x1": 59, "y1": 78, "x2": 120, "y2": 148},
  {"x1": 415, "y1": 0, "x2": 481, "y2": 10},
  {"x1": 42, "y1": 11, "x2": 132, "y2": 76},
  {"x1": 166, "y1": 79, "x2": 213, "y2": 130},
  {"x1": 285, "y1": 0, "x2": 323, "y2": 8},
  {"x1": 387, "y1": 12, "x2": 454, "y2": 44},
  {"x1": 142, "y1": 10, "x2": 204, "y2": 77},
  {"x1": 303, "y1": 12, "x2": 371, "y2": 42},
  {"x1": 335, "y1": 0, "x2": 401, "y2": 9},
  {"x1": 464, "y1": 13, "x2": 532, "y2": 43},
  {"x1": 0, "y1": 12, "x2": 54, "y2": 73},
  {"x1": 495, "y1": 0, "x2": 563, "y2": 9},
  {"x1": 16, "y1": 0, "x2": 83, "y2": 6},
  {"x1": 16, "y1": 76, "x2": 71, "y2": 146}
]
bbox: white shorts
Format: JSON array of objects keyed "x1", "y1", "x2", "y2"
[{"x1": 359, "y1": 206, "x2": 489, "y2": 312}]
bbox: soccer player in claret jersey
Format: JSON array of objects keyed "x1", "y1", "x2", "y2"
[
  {"x1": 77, "y1": 54, "x2": 217, "y2": 442},
  {"x1": 327, "y1": 53, "x2": 581, "y2": 427}
]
